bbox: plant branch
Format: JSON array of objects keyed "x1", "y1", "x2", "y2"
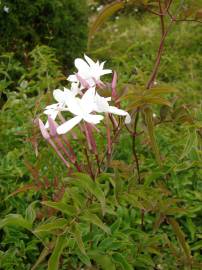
[
  {"x1": 132, "y1": 110, "x2": 141, "y2": 184},
  {"x1": 146, "y1": 20, "x2": 173, "y2": 89},
  {"x1": 158, "y1": 0, "x2": 165, "y2": 35}
]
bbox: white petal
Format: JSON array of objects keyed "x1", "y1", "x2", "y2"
[
  {"x1": 84, "y1": 54, "x2": 95, "y2": 67},
  {"x1": 125, "y1": 113, "x2": 131, "y2": 124},
  {"x1": 67, "y1": 74, "x2": 78, "y2": 82},
  {"x1": 94, "y1": 93, "x2": 109, "y2": 113},
  {"x1": 75, "y1": 58, "x2": 90, "y2": 75},
  {"x1": 45, "y1": 103, "x2": 58, "y2": 110},
  {"x1": 53, "y1": 89, "x2": 66, "y2": 103},
  {"x1": 100, "y1": 69, "x2": 112, "y2": 76},
  {"x1": 81, "y1": 87, "x2": 95, "y2": 113},
  {"x1": 63, "y1": 87, "x2": 76, "y2": 99},
  {"x1": 66, "y1": 96, "x2": 82, "y2": 116},
  {"x1": 108, "y1": 106, "x2": 131, "y2": 123},
  {"x1": 83, "y1": 114, "x2": 104, "y2": 124},
  {"x1": 108, "y1": 106, "x2": 128, "y2": 116},
  {"x1": 70, "y1": 82, "x2": 81, "y2": 96},
  {"x1": 57, "y1": 116, "x2": 82, "y2": 134},
  {"x1": 44, "y1": 109, "x2": 58, "y2": 119}
]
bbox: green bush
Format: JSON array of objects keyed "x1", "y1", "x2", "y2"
[{"x1": 0, "y1": 0, "x2": 88, "y2": 69}]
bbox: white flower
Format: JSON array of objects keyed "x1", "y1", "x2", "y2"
[
  {"x1": 93, "y1": 92, "x2": 131, "y2": 124},
  {"x1": 44, "y1": 88, "x2": 73, "y2": 127},
  {"x1": 70, "y1": 82, "x2": 83, "y2": 96},
  {"x1": 57, "y1": 87, "x2": 104, "y2": 134},
  {"x1": 67, "y1": 54, "x2": 112, "y2": 88}
]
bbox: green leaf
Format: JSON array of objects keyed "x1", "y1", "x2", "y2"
[
  {"x1": 31, "y1": 242, "x2": 54, "y2": 270},
  {"x1": 48, "y1": 236, "x2": 67, "y2": 270},
  {"x1": 71, "y1": 223, "x2": 87, "y2": 256},
  {"x1": 88, "y1": 1, "x2": 125, "y2": 48},
  {"x1": 150, "y1": 86, "x2": 178, "y2": 95},
  {"x1": 34, "y1": 218, "x2": 67, "y2": 234},
  {"x1": 143, "y1": 96, "x2": 171, "y2": 106},
  {"x1": 123, "y1": 193, "x2": 144, "y2": 209},
  {"x1": 112, "y1": 253, "x2": 133, "y2": 270},
  {"x1": 25, "y1": 201, "x2": 37, "y2": 224},
  {"x1": 89, "y1": 251, "x2": 116, "y2": 270},
  {"x1": 191, "y1": 240, "x2": 202, "y2": 251},
  {"x1": 143, "y1": 107, "x2": 162, "y2": 165},
  {"x1": 168, "y1": 218, "x2": 191, "y2": 263},
  {"x1": 81, "y1": 211, "x2": 111, "y2": 234},
  {"x1": 41, "y1": 201, "x2": 75, "y2": 216},
  {"x1": 127, "y1": 96, "x2": 171, "y2": 110},
  {"x1": 0, "y1": 214, "x2": 32, "y2": 230},
  {"x1": 72, "y1": 173, "x2": 106, "y2": 215},
  {"x1": 180, "y1": 129, "x2": 197, "y2": 160},
  {"x1": 99, "y1": 238, "x2": 125, "y2": 251}
]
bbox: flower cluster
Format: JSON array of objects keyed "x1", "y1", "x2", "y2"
[{"x1": 42, "y1": 55, "x2": 131, "y2": 135}]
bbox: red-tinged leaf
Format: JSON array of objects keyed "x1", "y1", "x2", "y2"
[
  {"x1": 143, "y1": 107, "x2": 162, "y2": 165},
  {"x1": 168, "y1": 217, "x2": 192, "y2": 264},
  {"x1": 6, "y1": 184, "x2": 39, "y2": 199}
]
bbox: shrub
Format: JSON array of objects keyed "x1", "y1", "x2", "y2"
[{"x1": 0, "y1": 0, "x2": 88, "y2": 69}]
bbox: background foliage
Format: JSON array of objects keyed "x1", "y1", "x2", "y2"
[
  {"x1": 0, "y1": 0, "x2": 88, "y2": 69},
  {"x1": 0, "y1": 0, "x2": 202, "y2": 269}
]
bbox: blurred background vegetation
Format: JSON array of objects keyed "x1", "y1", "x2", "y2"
[{"x1": 0, "y1": 0, "x2": 202, "y2": 269}]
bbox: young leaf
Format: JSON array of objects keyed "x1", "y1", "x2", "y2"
[
  {"x1": 112, "y1": 253, "x2": 133, "y2": 270},
  {"x1": 81, "y1": 211, "x2": 111, "y2": 234},
  {"x1": 89, "y1": 251, "x2": 116, "y2": 270},
  {"x1": 34, "y1": 218, "x2": 67, "y2": 234},
  {"x1": 180, "y1": 129, "x2": 197, "y2": 160},
  {"x1": 168, "y1": 217, "x2": 192, "y2": 263},
  {"x1": 143, "y1": 107, "x2": 162, "y2": 165},
  {"x1": 25, "y1": 201, "x2": 37, "y2": 224},
  {"x1": 41, "y1": 201, "x2": 75, "y2": 216},
  {"x1": 31, "y1": 242, "x2": 54, "y2": 270},
  {"x1": 48, "y1": 236, "x2": 67, "y2": 270},
  {"x1": 0, "y1": 214, "x2": 32, "y2": 230},
  {"x1": 88, "y1": 1, "x2": 125, "y2": 48},
  {"x1": 72, "y1": 173, "x2": 106, "y2": 215},
  {"x1": 150, "y1": 86, "x2": 178, "y2": 95},
  {"x1": 71, "y1": 223, "x2": 87, "y2": 256}
]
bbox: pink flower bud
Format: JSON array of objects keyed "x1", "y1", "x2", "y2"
[
  {"x1": 76, "y1": 73, "x2": 90, "y2": 89},
  {"x1": 48, "y1": 116, "x2": 58, "y2": 137},
  {"x1": 38, "y1": 119, "x2": 50, "y2": 140}
]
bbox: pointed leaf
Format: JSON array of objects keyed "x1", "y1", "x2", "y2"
[
  {"x1": 89, "y1": 251, "x2": 116, "y2": 270},
  {"x1": 71, "y1": 223, "x2": 87, "y2": 256},
  {"x1": 143, "y1": 107, "x2": 162, "y2": 165},
  {"x1": 48, "y1": 236, "x2": 67, "y2": 270},
  {"x1": 72, "y1": 173, "x2": 106, "y2": 215},
  {"x1": 112, "y1": 253, "x2": 133, "y2": 270},
  {"x1": 180, "y1": 129, "x2": 197, "y2": 160},
  {"x1": 31, "y1": 242, "x2": 54, "y2": 270},
  {"x1": 168, "y1": 218, "x2": 191, "y2": 263},
  {"x1": 34, "y1": 218, "x2": 67, "y2": 234},
  {"x1": 81, "y1": 211, "x2": 111, "y2": 234},
  {"x1": 25, "y1": 201, "x2": 37, "y2": 224},
  {"x1": 41, "y1": 201, "x2": 75, "y2": 216},
  {"x1": 0, "y1": 214, "x2": 32, "y2": 230}
]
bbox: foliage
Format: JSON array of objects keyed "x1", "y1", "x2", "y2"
[
  {"x1": 0, "y1": 0, "x2": 88, "y2": 68},
  {"x1": 0, "y1": 0, "x2": 202, "y2": 269}
]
